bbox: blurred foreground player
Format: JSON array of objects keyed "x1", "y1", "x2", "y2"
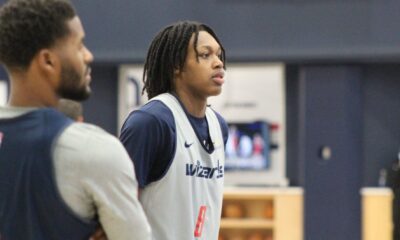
[{"x1": 0, "y1": 0, "x2": 150, "y2": 239}]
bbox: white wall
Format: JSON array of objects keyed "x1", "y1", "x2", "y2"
[{"x1": 209, "y1": 63, "x2": 287, "y2": 186}]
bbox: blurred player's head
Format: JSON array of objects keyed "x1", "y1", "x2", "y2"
[
  {"x1": 0, "y1": 0, "x2": 93, "y2": 105},
  {"x1": 142, "y1": 21, "x2": 226, "y2": 100}
]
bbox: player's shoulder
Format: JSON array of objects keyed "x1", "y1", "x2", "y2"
[
  {"x1": 59, "y1": 122, "x2": 123, "y2": 154},
  {"x1": 57, "y1": 122, "x2": 131, "y2": 169},
  {"x1": 66, "y1": 122, "x2": 115, "y2": 139},
  {"x1": 209, "y1": 107, "x2": 227, "y2": 127},
  {"x1": 140, "y1": 100, "x2": 173, "y2": 120},
  {"x1": 123, "y1": 100, "x2": 175, "y2": 129},
  {"x1": 208, "y1": 107, "x2": 228, "y2": 142},
  {"x1": 213, "y1": 110, "x2": 226, "y2": 123}
]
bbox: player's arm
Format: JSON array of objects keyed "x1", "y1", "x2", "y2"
[
  {"x1": 80, "y1": 130, "x2": 152, "y2": 240},
  {"x1": 120, "y1": 109, "x2": 175, "y2": 188}
]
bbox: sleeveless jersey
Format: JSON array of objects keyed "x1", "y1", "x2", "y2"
[
  {"x1": 0, "y1": 108, "x2": 98, "y2": 240},
  {"x1": 139, "y1": 93, "x2": 225, "y2": 240}
]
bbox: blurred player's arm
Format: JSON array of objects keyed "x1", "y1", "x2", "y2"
[
  {"x1": 81, "y1": 132, "x2": 151, "y2": 240},
  {"x1": 54, "y1": 124, "x2": 151, "y2": 240}
]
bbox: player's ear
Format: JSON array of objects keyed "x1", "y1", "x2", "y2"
[
  {"x1": 36, "y1": 49, "x2": 59, "y2": 73},
  {"x1": 33, "y1": 48, "x2": 61, "y2": 89}
]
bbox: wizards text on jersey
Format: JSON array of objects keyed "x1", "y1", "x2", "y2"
[{"x1": 186, "y1": 160, "x2": 224, "y2": 179}]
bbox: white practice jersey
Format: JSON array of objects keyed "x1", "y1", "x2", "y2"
[{"x1": 139, "y1": 93, "x2": 225, "y2": 240}]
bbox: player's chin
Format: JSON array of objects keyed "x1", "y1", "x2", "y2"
[{"x1": 208, "y1": 87, "x2": 222, "y2": 96}]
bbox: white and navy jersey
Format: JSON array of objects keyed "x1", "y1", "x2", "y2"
[
  {"x1": 0, "y1": 108, "x2": 98, "y2": 239},
  {"x1": 121, "y1": 93, "x2": 226, "y2": 240},
  {"x1": 0, "y1": 106, "x2": 151, "y2": 240},
  {"x1": 120, "y1": 95, "x2": 228, "y2": 188}
]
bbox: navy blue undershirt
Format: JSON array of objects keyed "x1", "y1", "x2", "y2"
[{"x1": 120, "y1": 97, "x2": 228, "y2": 188}]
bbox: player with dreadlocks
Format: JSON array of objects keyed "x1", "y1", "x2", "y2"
[{"x1": 120, "y1": 21, "x2": 228, "y2": 239}]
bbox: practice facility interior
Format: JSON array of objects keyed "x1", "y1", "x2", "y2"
[{"x1": 0, "y1": 1, "x2": 399, "y2": 240}]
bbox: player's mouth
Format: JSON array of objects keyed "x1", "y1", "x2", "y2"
[
  {"x1": 85, "y1": 67, "x2": 91, "y2": 82},
  {"x1": 211, "y1": 70, "x2": 225, "y2": 85}
]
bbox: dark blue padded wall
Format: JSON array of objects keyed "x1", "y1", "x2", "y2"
[
  {"x1": 67, "y1": 0, "x2": 400, "y2": 62},
  {"x1": 363, "y1": 65, "x2": 400, "y2": 186},
  {"x1": 286, "y1": 63, "x2": 400, "y2": 239},
  {"x1": 81, "y1": 64, "x2": 118, "y2": 135},
  {"x1": 299, "y1": 66, "x2": 363, "y2": 240}
]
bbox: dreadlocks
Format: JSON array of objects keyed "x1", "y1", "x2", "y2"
[{"x1": 142, "y1": 21, "x2": 226, "y2": 99}]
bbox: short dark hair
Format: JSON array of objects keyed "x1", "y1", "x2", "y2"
[
  {"x1": 0, "y1": 0, "x2": 76, "y2": 70},
  {"x1": 142, "y1": 21, "x2": 226, "y2": 99}
]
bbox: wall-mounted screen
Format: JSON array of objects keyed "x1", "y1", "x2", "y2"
[{"x1": 225, "y1": 121, "x2": 270, "y2": 171}]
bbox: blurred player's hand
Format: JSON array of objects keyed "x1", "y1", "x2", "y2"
[{"x1": 89, "y1": 227, "x2": 107, "y2": 240}]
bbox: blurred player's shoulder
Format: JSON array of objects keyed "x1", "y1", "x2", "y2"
[
  {"x1": 0, "y1": 105, "x2": 37, "y2": 118},
  {"x1": 68, "y1": 122, "x2": 108, "y2": 135},
  {"x1": 60, "y1": 122, "x2": 122, "y2": 149},
  {"x1": 55, "y1": 122, "x2": 132, "y2": 175}
]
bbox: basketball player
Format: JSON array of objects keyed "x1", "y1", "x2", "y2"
[
  {"x1": 120, "y1": 21, "x2": 228, "y2": 239},
  {"x1": 0, "y1": 0, "x2": 150, "y2": 239}
]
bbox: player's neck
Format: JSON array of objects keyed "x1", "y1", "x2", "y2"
[
  {"x1": 173, "y1": 90, "x2": 207, "y2": 118},
  {"x1": 8, "y1": 74, "x2": 58, "y2": 108}
]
